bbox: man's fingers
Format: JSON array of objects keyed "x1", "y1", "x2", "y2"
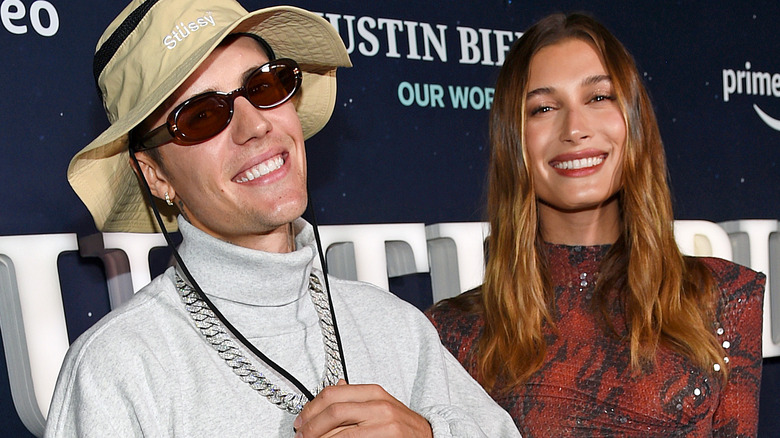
[
  {"x1": 299, "y1": 383, "x2": 392, "y2": 423},
  {"x1": 297, "y1": 400, "x2": 399, "y2": 437},
  {"x1": 319, "y1": 425, "x2": 356, "y2": 438},
  {"x1": 296, "y1": 400, "x2": 365, "y2": 437},
  {"x1": 294, "y1": 384, "x2": 431, "y2": 438}
]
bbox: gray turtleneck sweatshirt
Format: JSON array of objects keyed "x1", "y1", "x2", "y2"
[{"x1": 44, "y1": 218, "x2": 520, "y2": 437}]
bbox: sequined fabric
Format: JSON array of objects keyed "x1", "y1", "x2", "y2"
[{"x1": 427, "y1": 244, "x2": 765, "y2": 437}]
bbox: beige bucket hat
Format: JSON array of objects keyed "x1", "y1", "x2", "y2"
[{"x1": 68, "y1": 0, "x2": 351, "y2": 233}]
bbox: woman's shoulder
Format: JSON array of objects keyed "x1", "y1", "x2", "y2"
[
  {"x1": 425, "y1": 288, "x2": 485, "y2": 368},
  {"x1": 693, "y1": 257, "x2": 765, "y2": 350},
  {"x1": 425, "y1": 289, "x2": 485, "y2": 342},
  {"x1": 426, "y1": 288, "x2": 485, "y2": 329},
  {"x1": 694, "y1": 257, "x2": 765, "y2": 304}
]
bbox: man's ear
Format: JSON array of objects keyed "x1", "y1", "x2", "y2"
[{"x1": 131, "y1": 152, "x2": 175, "y2": 202}]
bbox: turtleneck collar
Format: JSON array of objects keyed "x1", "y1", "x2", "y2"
[{"x1": 176, "y1": 217, "x2": 317, "y2": 307}]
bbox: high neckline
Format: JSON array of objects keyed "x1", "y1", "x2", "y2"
[
  {"x1": 544, "y1": 242, "x2": 613, "y2": 251},
  {"x1": 176, "y1": 217, "x2": 316, "y2": 307},
  {"x1": 544, "y1": 242, "x2": 611, "y2": 289}
]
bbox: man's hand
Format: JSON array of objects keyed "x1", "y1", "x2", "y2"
[{"x1": 293, "y1": 379, "x2": 433, "y2": 438}]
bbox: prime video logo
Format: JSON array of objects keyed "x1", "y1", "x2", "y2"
[{"x1": 722, "y1": 62, "x2": 780, "y2": 131}]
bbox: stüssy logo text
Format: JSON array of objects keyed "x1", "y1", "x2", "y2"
[{"x1": 163, "y1": 12, "x2": 216, "y2": 50}]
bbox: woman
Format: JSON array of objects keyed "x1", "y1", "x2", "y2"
[{"x1": 426, "y1": 13, "x2": 765, "y2": 437}]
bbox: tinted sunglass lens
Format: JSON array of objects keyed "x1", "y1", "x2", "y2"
[
  {"x1": 246, "y1": 63, "x2": 297, "y2": 108},
  {"x1": 176, "y1": 95, "x2": 232, "y2": 142}
]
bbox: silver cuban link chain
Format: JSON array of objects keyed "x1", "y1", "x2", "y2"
[{"x1": 175, "y1": 273, "x2": 343, "y2": 414}]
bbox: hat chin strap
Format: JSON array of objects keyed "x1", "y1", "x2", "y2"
[
  {"x1": 302, "y1": 187, "x2": 350, "y2": 383},
  {"x1": 128, "y1": 148, "x2": 349, "y2": 399}
]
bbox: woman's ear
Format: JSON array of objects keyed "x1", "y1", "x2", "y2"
[{"x1": 131, "y1": 152, "x2": 176, "y2": 202}]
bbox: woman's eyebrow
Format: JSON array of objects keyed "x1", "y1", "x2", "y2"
[
  {"x1": 526, "y1": 86, "x2": 553, "y2": 99},
  {"x1": 583, "y1": 74, "x2": 612, "y2": 86},
  {"x1": 526, "y1": 75, "x2": 612, "y2": 99}
]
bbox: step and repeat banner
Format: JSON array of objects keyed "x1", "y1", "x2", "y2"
[{"x1": 1, "y1": 0, "x2": 778, "y2": 436}]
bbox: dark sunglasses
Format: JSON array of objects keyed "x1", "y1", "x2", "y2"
[{"x1": 134, "y1": 58, "x2": 302, "y2": 151}]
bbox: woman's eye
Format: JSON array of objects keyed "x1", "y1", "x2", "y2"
[
  {"x1": 530, "y1": 106, "x2": 553, "y2": 116},
  {"x1": 591, "y1": 94, "x2": 614, "y2": 103}
]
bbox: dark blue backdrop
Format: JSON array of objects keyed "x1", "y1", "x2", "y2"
[{"x1": 1, "y1": 0, "x2": 779, "y2": 436}]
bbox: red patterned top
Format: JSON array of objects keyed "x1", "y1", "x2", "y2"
[{"x1": 427, "y1": 244, "x2": 765, "y2": 437}]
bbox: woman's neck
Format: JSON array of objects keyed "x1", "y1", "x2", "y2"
[{"x1": 538, "y1": 197, "x2": 621, "y2": 246}]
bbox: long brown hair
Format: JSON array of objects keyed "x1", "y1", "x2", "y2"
[{"x1": 463, "y1": 13, "x2": 726, "y2": 392}]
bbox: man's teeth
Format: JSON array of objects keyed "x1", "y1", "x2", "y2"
[
  {"x1": 237, "y1": 156, "x2": 284, "y2": 183},
  {"x1": 554, "y1": 156, "x2": 604, "y2": 170}
]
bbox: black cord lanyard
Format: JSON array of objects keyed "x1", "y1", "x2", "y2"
[{"x1": 130, "y1": 150, "x2": 349, "y2": 402}]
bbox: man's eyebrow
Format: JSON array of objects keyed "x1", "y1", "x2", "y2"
[
  {"x1": 240, "y1": 64, "x2": 264, "y2": 85},
  {"x1": 188, "y1": 63, "x2": 266, "y2": 95}
]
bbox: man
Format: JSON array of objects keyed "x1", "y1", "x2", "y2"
[{"x1": 44, "y1": 0, "x2": 520, "y2": 437}]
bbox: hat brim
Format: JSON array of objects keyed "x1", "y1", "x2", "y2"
[{"x1": 68, "y1": 5, "x2": 351, "y2": 233}]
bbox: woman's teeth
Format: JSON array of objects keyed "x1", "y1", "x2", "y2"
[{"x1": 553, "y1": 156, "x2": 604, "y2": 170}]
